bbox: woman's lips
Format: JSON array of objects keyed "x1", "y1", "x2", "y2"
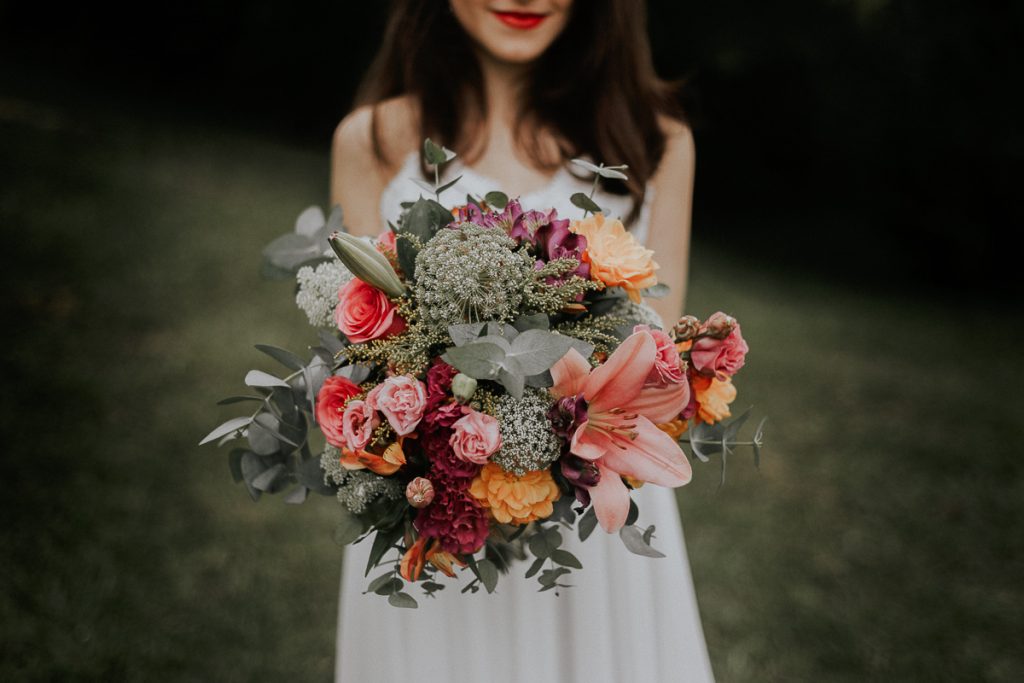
[{"x1": 492, "y1": 10, "x2": 548, "y2": 30}]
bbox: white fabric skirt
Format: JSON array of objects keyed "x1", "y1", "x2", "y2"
[{"x1": 335, "y1": 483, "x2": 715, "y2": 682}]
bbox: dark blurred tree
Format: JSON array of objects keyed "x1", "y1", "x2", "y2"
[{"x1": 1, "y1": 0, "x2": 1020, "y2": 297}]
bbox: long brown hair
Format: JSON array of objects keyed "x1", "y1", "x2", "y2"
[{"x1": 355, "y1": 0, "x2": 683, "y2": 223}]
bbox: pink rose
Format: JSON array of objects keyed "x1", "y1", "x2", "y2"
[
  {"x1": 449, "y1": 409, "x2": 502, "y2": 464},
  {"x1": 634, "y1": 324, "x2": 687, "y2": 385},
  {"x1": 315, "y1": 375, "x2": 362, "y2": 448},
  {"x1": 334, "y1": 278, "x2": 406, "y2": 344},
  {"x1": 341, "y1": 399, "x2": 378, "y2": 451},
  {"x1": 366, "y1": 375, "x2": 428, "y2": 436},
  {"x1": 690, "y1": 315, "x2": 749, "y2": 380}
]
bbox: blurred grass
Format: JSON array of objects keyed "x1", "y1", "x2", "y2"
[{"x1": 1, "y1": 89, "x2": 1021, "y2": 682}]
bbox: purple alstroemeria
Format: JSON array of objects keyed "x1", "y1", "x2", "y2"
[{"x1": 536, "y1": 216, "x2": 590, "y2": 280}]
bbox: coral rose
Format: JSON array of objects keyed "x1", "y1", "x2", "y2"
[
  {"x1": 469, "y1": 462, "x2": 561, "y2": 525},
  {"x1": 365, "y1": 375, "x2": 427, "y2": 436},
  {"x1": 691, "y1": 374, "x2": 737, "y2": 424},
  {"x1": 315, "y1": 375, "x2": 361, "y2": 448},
  {"x1": 341, "y1": 399, "x2": 378, "y2": 451},
  {"x1": 570, "y1": 213, "x2": 658, "y2": 303},
  {"x1": 690, "y1": 316, "x2": 749, "y2": 380},
  {"x1": 334, "y1": 277, "x2": 406, "y2": 343},
  {"x1": 450, "y1": 410, "x2": 502, "y2": 464}
]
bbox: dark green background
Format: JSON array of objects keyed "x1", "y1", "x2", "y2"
[{"x1": 1, "y1": 1, "x2": 1022, "y2": 680}]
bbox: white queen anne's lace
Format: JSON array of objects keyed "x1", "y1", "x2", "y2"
[{"x1": 295, "y1": 260, "x2": 353, "y2": 328}]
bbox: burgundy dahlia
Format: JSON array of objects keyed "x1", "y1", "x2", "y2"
[{"x1": 415, "y1": 488, "x2": 490, "y2": 555}]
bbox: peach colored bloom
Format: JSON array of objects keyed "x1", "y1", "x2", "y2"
[
  {"x1": 691, "y1": 374, "x2": 737, "y2": 424},
  {"x1": 366, "y1": 375, "x2": 427, "y2": 436},
  {"x1": 341, "y1": 399, "x2": 378, "y2": 452},
  {"x1": 450, "y1": 410, "x2": 502, "y2": 464},
  {"x1": 469, "y1": 463, "x2": 561, "y2": 525},
  {"x1": 550, "y1": 329, "x2": 692, "y2": 533},
  {"x1": 656, "y1": 417, "x2": 689, "y2": 439},
  {"x1": 400, "y1": 537, "x2": 428, "y2": 582},
  {"x1": 570, "y1": 213, "x2": 658, "y2": 303},
  {"x1": 336, "y1": 446, "x2": 402, "y2": 476},
  {"x1": 425, "y1": 540, "x2": 465, "y2": 577}
]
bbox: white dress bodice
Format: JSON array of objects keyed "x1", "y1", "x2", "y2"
[{"x1": 335, "y1": 152, "x2": 715, "y2": 683}]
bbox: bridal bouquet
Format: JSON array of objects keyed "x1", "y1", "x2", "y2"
[{"x1": 202, "y1": 141, "x2": 764, "y2": 607}]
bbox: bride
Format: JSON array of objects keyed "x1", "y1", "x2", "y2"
[{"x1": 330, "y1": 1, "x2": 712, "y2": 681}]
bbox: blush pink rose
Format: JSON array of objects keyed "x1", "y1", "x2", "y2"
[
  {"x1": 366, "y1": 375, "x2": 428, "y2": 436},
  {"x1": 449, "y1": 409, "x2": 502, "y2": 464},
  {"x1": 316, "y1": 375, "x2": 362, "y2": 448},
  {"x1": 634, "y1": 324, "x2": 687, "y2": 386},
  {"x1": 690, "y1": 316, "x2": 749, "y2": 380},
  {"x1": 334, "y1": 278, "x2": 406, "y2": 344},
  {"x1": 341, "y1": 399, "x2": 378, "y2": 451}
]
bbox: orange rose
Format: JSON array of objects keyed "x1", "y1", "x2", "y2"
[
  {"x1": 469, "y1": 463, "x2": 560, "y2": 525},
  {"x1": 691, "y1": 374, "x2": 737, "y2": 424},
  {"x1": 570, "y1": 213, "x2": 658, "y2": 303}
]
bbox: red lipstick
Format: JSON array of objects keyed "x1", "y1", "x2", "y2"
[{"x1": 492, "y1": 10, "x2": 548, "y2": 30}]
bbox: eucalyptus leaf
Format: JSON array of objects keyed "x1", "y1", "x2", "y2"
[
  {"x1": 524, "y1": 369, "x2": 553, "y2": 388},
  {"x1": 505, "y1": 329, "x2": 575, "y2": 376},
  {"x1": 550, "y1": 549, "x2": 583, "y2": 569},
  {"x1": 199, "y1": 416, "x2": 252, "y2": 445},
  {"x1": 317, "y1": 330, "x2": 346, "y2": 357},
  {"x1": 409, "y1": 177, "x2": 436, "y2": 195},
  {"x1": 227, "y1": 448, "x2": 246, "y2": 483},
  {"x1": 625, "y1": 499, "x2": 639, "y2": 526},
  {"x1": 338, "y1": 363, "x2": 373, "y2": 385},
  {"x1": 365, "y1": 526, "x2": 403, "y2": 576},
  {"x1": 251, "y1": 463, "x2": 288, "y2": 492},
  {"x1": 538, "y1": 567, "x2": 571, "y2": 587},
  {"x1": 435, "y1": 174, "x2": 463, "y2": 196},
  {"x1": 619, "y1": 525, "x2": 666, "y2": 558},
  {"x1": 528, "y1": 526, "x2": 562, "y2": 559},
  {"x1": 524, "y1": 556, "x2": 545, "y2": 579},
  {"x1": 294, "y1": 205, "x2": 326, "y2": 237},
  {"x1": 512, "y1": 313, "x2": 550, "y2": 331},
  {"x1": 484, "y1": 191, "x2": 509, "y2": 209},
  {"x1": 247, "y1": 417, "x2": 282, "y2": 456},
  {"x1": 216, "y1": 395, "x2": 264, "y2": 406},
  {"x1": 255, "y1": 344, "x2": 306, "y2": 371},
  {"x1": 253, "y1": 413, "x2": 300, "y2": 448},
  {"x1": 240, "y1": 451, "x2": 268, "y2": 487},
  {"x1": 334, "y1": 508, "x2": 365, "y2": 546},
  {"x1": 374, "y1": 578, "x2": 404, "y2": 596},
  {"x1": 388, "y1": 591, "x2": 419, "y2": 609},
  {"x1": 570, "y1": 193, "x2": 603, "y2": 214},
  {"x1": 476, "y1": 559, "x2": 499, "y2": 594},
  {"x1": 642, "y1": 524, "x2": 656, "y2": 545},
  {"x1": 261, "y1": 233, "x2": 324, "y2": 272},
  {"x1": 423, "y1": 138, "x2": 448, "y2": 165},
  {"x1": 497, "y1": 367, "x2": 525, "y2": 400},
  {"x1": 367, "y1": 572, "x2": 397, "y2": 594},
  {"x1": 441, "y1": 342, "x2": 505, "y2": 380},
  {"x1": 245, "y1": 370, "x2": 291, "y2": 388},
  {"x1": 724, "y1": 408, "x2": 752, "y2": 442},
  {"x1": 578, "y1": 507, "x2": 598, "y2": 542},
  {"x1": 448, "y1": 322, "x2": 486, "y2": 347}
]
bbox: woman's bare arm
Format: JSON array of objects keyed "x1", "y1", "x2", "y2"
[{"x1": 644, "y1": 120, "x2": 697, "y2": 326}]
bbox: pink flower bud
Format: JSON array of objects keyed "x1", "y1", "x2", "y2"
[
  {"x1": 672, "y1": 315, "x2": 701, "y2": 342},
  {"x1": 406, "y1": 477, "x2": 435, "y2": 508},
  {"x1": 703, "y1": 312, "x2": 737, "y2": 339}
]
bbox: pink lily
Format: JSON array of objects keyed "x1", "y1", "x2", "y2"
[{"x1": 550, "y1": 330, "x2": 692, "y2": 533}]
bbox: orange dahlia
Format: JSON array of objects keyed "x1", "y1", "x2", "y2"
[
  {"x1": 570, "y1": 213, "x2": 659, "y2": 303},
  {"x1": 691, "y1": 374, "x2": 737, "y2": 424},
  {"x1": 469, "y1": 462, "x2": 561, "y2": 525}
]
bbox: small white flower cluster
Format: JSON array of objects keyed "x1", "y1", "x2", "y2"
[
  {"x1": 492, "y1": 388, "x2": 562, "y2": 477},
  {"x1": 295, "y1": 259, "x2": 353, "y2": 328},
  {"x1": 605, "y1": 297, "x2": 665, "y2": 330},
  {"x1": 321, "y1": 446, "x2": 403, "y2": 514}
]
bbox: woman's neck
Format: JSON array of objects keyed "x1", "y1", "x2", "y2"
[{"x1": 476, "y1": 52, "x2": 529, "y2": 129}]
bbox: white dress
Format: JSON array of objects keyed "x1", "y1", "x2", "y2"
[{"x1": 335, "y1": 153, "x2": 716, "y2": 683}]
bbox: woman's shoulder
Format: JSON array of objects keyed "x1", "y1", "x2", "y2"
[
  {"x1": 654, "y1": 115, "x2": 696, "y2": 180},
  {"x1": 333, "y1": 95, "x2": 421, "y2": 178}
]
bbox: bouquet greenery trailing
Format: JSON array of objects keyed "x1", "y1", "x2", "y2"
[{"x1": 202, "y1": 140, "x2": 765, "y2": 608}]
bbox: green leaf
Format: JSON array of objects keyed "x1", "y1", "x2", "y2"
[
  {"x1": 524, "y1": 556, "x2": 545, "y2": 579},
  {"x1": 570, "y1": 192, "x2": 603, "y2": 214},
  {"x1": 251, "y1": 463, "x2": 287, "y2": 492},
  {"x1": 216, "y1": 395, "x2": 264, "y2": 406},
  {"x1": 441, "y1": 342, "x2": 505, "y2": 380},
  {"x1": 506, "y1": 328, "x2": 575, "y2": 376},
  {"x1": 528, "y1": 526, "x2": 562, "y2": 559},
  {"x1": 374, "y1": 578, "x2": 404, "y2": 596},
  {"x1": 423, "y1": 138, "x2": 448, "y2": 165},
  {"x1": 619, "y1": 525, "x2": 666, "y2": 558},
  {"x1": 538, "y1": 567, "x2": 571, "y2": 587},
  {"x1": 497, "y1": 367, "x2": 525, "y2": 400},
  {"x1": 245, "y1": 369, "x2": 290, "y2": 388},
  {"x1": 625, "y1": 498, "x2": 639, "y2": 526},
  {"x1": 484, "y1": 191, "x2": 509, "y2": 210},
  {"x1": 388, "y1": 591, "x2": 419, "y2": 609},
  {"x1": 199, "y1": 416, "x2": 252, "y2": 445},
  {"x1": 255, "y1": 344, "x2": 306, "y2": 371},
  {"x1": 435, "y1": 174, "x2": 463, "y2": 196},
  {"x1": 367, "y1": 572, "x2": 396, "y2": 594},
  {"x1": 448, "y1": 322, "x2": 487, "y2": 346},
  {"x1": 227, "y1": 449, "x2": 246, "y2": 483},
  {"x1": 252, "y1": 413, "x2": 300, "y2": 448},
  {"x1": 642, "y1": 524, "x2": 656, "y2": 545},
  {"x1": 512, "y1": 313, "x2": 550, "y2": 332},
  {"x1": 578, "y1": 506, "x2": 598, "y2": 542},
  {"x1": 476, "y1": 559, "x2": 499, "y2": 594},
  {"x1": 283, "y1": 486, "x2": 308, "y2": 504},
  {"x1": 365, "y1": 526, "x2": 403, "y2": 576},
  {"x1": 333, "y1": 508, "x2": 364, "y2": 546},
  {"x1": 550, "y1": 549, "x2": 583, "y2": 569}
]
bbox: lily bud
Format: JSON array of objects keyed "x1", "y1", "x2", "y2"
[
  {"x1": 704, "y1": 312, "x2": 737, "y2": 339},
  {"x1": 451, "y1": 373, "x2": 478, "y2": 403},
  {"x1": 405, "y1": 477, "x2": 435, "y2": 508},
  {"x1": 328, "y1": 231, "x2": 406, "y2": 299},
  {"x1": 672, "y1": 315, "x2": 701, "y2": 342}
]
